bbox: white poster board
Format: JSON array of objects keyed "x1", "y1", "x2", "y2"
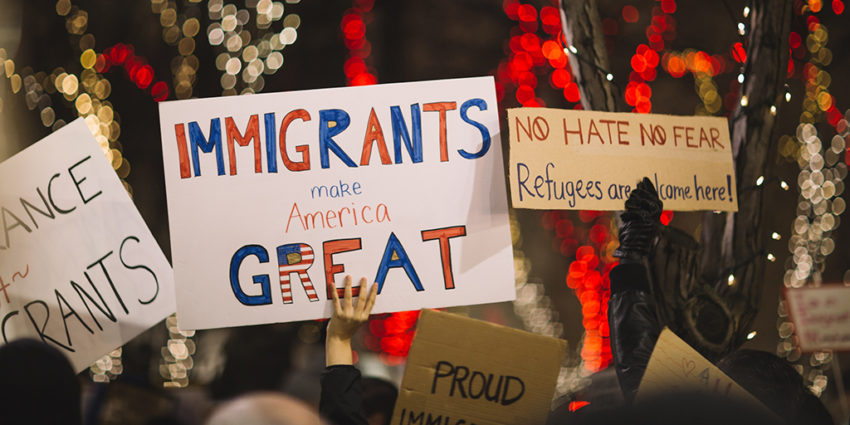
[
  {"x1": 158, "y1": 77, "x2": 514, "y2": 330},
  {"x1": 785, "y1": 285, "x2": 850, "y2": 351},
  {"x1": 0, "y1": 119, "x2": 176, "y2": 372},
  {"x1": 508, "y1": 108, "x2": 738, "y2": 211}
]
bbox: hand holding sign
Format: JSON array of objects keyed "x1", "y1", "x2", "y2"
[
  {"x1": 326, "y1": 275, "x2": 378, "y2": 366},
  {"x1": 613, "y1": 177, "x2": 663, "y2": 262}
]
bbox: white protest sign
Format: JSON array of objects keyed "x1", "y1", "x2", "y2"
[
  {"x1": 785, "y1": 285, "x2": 850, "y2": 351},
  {"x1": 158, "y1": 77, "x2": 514, "y2": 330},
  {"x1": 0, "y1": 119, "x2": 175, "y2": 372},
  {"x1": 507, "y1": 108, "x2": 738, "y2": 211}
]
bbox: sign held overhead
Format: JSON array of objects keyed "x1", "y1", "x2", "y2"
[
  {"x1": 508, "y1": 108, "x2": 738, "y2": 211},
  {"x1": 392, "y1": 310, "x2": 567, "y2": 425},
  {"x1": 0, "y1": 119, "x2": 176, "y2": 372},
  {"x1": 158, "y1": 77, "x2": 515, "y2": 330}
]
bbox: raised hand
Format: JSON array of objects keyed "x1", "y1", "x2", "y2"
[{"x1": 326, "y1": 275, "x2": 378, "y2": 366}]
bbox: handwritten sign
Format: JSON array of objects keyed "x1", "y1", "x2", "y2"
[
  {"x1": 0, "y1": 119, "x2": 176, "y2": 372},
  {"x1": 507, "y1": 108, "x2": 738, "y2": 211},
  {"x1": 158, "y1": 77, "x2": 514, "y2": 330},
  {"x1": 785, "y1": 285, "x2": 850, "y2": 351},
  {"x1": 391, "y1": 309, "x2": 566, "y2": 425},
  {"x1": 637, "y1": 328, "x2": 765, "y2": 410}
]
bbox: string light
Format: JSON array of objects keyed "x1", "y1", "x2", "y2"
[
  {"x1": 737, "y1": 22, "x2": 746, "y2": 35},
  {"x1": 746, "y1": 331, "x2": 757, "y2": 340},
  {"x1": 206, "y1": 0, "x2": 297, "y2": 95},
  {"x1": 767, "y1": 253, "x2": 776, "y2": 262},
  {"x1": 740, "y1": 95, "x2": 749, "y2": 106},
  {"x1": 727, "y1": 274, "x2": 735, "y2": 286},
  {"x1": 743, "y1": 6, "x2": 751, "y2": 17},
  {"x1": 151, "y1": 0, "x2": 202, "y2": 99},
  {"x1": 160, "y1": 314, "x2": 196, "y2": 388},
  {"x1": 776, "y1": 3, "x2": 847, "y2": 396},
  {"x1": 772, "y1": 232, "x2": 782, "y2": 240},
  {"x1": 756, "y1": 175, "x2": 765, "y2": 186}
]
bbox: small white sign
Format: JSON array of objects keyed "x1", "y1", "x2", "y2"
[{"x1": 786, "y1": 285, "x2": 850, "y2": 351}]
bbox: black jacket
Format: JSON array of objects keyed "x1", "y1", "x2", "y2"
[{"x1": 607, "y1": 261, "x2": 661, "y2": 403}]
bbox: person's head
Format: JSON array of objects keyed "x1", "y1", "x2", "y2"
[
  {"x1": 206, "y1": 392, "x2": 325, "y2": 425},
  {"x1": 717, "y1": 349, "x2": 832, "y2": 425},
  {"x1": 361, "y1": 377, "x2": 398, "y2": 425},
  {"x1": 0, "y1": 338, "x2": 81, "y2": 425}
]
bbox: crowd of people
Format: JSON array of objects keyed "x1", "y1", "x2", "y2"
[{"x1": 0, "y1": 180, "x2": 837, "y2": 425}]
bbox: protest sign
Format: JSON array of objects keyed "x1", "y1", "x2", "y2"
[
  {"x1": 391, "y1": 309, "x2": 566, "y2": 425},
  {"x1": 158, "y1": 77, "x2": 514, "y2": 330},
  {"x1": 507, "y1": 108, "x2": 738, "y2": 211},
  {"x1": 637, "y1": 328, "x2": 766, "y2": 410},
  {"x1": 0, "y1": 119, "x2": 175, "y2": 372},
  {"x1": 785, "y1": 285, "x2": 850, "y2": 351}
]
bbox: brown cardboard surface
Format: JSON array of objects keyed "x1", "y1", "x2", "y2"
[
  {"x1": 507, "y1": 108, "x2": 737, "y2": 211},
  {"x1": 784, "y1": 285, "x2": 850, "y2": 352},
  {"x1": 637, "y1": 328, "x2": 768, "y2": 411},
  {"x1": 391, "y1": 309, "x2": 567, "y2": 425}
]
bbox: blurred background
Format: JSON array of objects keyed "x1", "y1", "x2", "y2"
[{"x1": 0, "y1": 0, "x2": 848, "y2": 424}]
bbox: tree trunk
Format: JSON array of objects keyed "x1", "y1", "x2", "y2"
[
  {"x1": 558, "y1": 0, "x2": 617, "y2": 113},
  {"x1": 698, "y1": 0, "x2": 793, "y2": 353}
]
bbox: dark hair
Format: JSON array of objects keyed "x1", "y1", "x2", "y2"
[
  {"x1": 361, "y1": 377, "x2": 398, "y2": 425},
  {"x1": 717, "y1": 349, "x2": 832, "y2": 425},
  {"x1": 0, "y1": 339, "x2": 81, "y2": 425}
]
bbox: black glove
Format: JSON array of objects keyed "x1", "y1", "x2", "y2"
[{"x1": 613, "y1": 177, "x2": 663, "y2": 262}]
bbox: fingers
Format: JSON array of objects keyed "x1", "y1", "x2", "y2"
[
  {"x1": 330, "y1": 277, "x2": 342, "y2": 313},
  {"x1": 355, "y1": 277, "x2": 369, "y2": 308},
  {"x1": 362, "y1": 282, "x2": 378, "y2": 317},
  {"x1": 343, "y1": 275, "x2": 353, "y2": 311}
]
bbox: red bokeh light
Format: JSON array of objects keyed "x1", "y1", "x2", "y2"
[
  {"x1": 517, "y1": 4, "x2": 537, "y2": 22},
  {"x1": 731, "y1": 42, "x2": 747, "y2": 64},
  {"x1": 563, "y1": 82, "x2": 581, "y2": 103},
  {"x1": 622, "y1": 5, "x2": 639, "y2": 23},
  {"x1": 150, "y1": 81, "x2": 169, "y2": 102},
  {"x1": 660, "y1": 0, "x2": 677, "y2": 14}
]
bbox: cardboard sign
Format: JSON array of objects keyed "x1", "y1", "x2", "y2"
[
  {"x1": 158, "y1": 77, "x2": 514, "y2": 330},
  {"x1": 637, "y1": 328, "x2": 765, "y2": 408},
  {"x1": 391, "y1": 310, "x2": 566, "y2": 425},
  {"x1": 785, "y1": 285, "x2": 850, "y2": 351},
  {"x1": 507, "y1": 108, "x2": 738, "y2": 211},
  {"x1": 0, "y1": 119, "x2": 175, "y2": 372}
]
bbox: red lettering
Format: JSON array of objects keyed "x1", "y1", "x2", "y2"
[
  {"x1": 225, "y1": 115, "x2": 262, "y2": 175},
  {"x1": 421, "y1": 226, "x2": 467, "y2": 289},
  {"x1": 360, "y1": 108, "x2": 392, "y2": 165},
  {"x1": 174, "y1": 124, "x2": 192, "y2": 178},
  {"x1": 423, "y1": 102, "x2": 457, "y2": 162},
  {"x1": 563, "y1": 118, "x2": 583, "y2": 145},
  {"x1": 323, "y1": 238, "x2": 362, "y2": 298},
  {"x1": 616, "y1": 121, "x2": 630, "y2": 145}
]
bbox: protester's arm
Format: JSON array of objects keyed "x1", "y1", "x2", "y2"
[
  {"x1": 320, "y1": 276, "x2": 378, "y2": 425},
  {"x1": 609, "y1": 177, "x2": 663, "y2": 403}
]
